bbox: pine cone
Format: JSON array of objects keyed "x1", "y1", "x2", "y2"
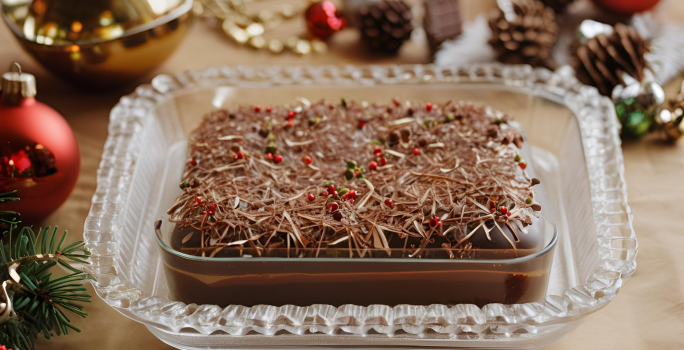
[
  {"x1": 488, "y1": 0, "x2": 558, "y2": 69},
  {"x1": 571, "y1": 23, "x2": 648, "y2": 96},
  {"x1": 359, "y1": 0, "x2": 414, "y2": 53},
  {"x1": 539, "y1": 0, "x2": 575, "y2": 14}
]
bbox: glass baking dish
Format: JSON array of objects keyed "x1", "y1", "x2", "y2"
[
  {"x1": 154, "y1": 100, "x2": 558, "y2": 308},
  {"x1": 84, "y1": 64, "x2": 637, "y2": 349}
]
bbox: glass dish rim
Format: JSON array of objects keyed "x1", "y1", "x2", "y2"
[
  {"x1": 85, "y1": 63, "x2": 637, "y2": 341},
  {"x1": 0, "y1": 0, "x2": 193, "y2": 48}
]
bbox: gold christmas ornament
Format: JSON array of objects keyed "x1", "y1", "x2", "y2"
[
  {"x1": 654, "y1": 81, "x2": 684, "y2": 142},
  {"x1": 1, "y1": 0, "x2": 193, "y2": 89}
]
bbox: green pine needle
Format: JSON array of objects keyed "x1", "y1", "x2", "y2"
[{"x1": 0, "y1": 190, "x2": 94, "y2": 350}]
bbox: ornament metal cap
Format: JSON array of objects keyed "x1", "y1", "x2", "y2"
[{"x1": 1, "y1": 62, "x2": 37, "y2": 105}]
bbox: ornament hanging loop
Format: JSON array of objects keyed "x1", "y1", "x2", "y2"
[{"x1": 10, "y1": 62, "x2": 22, "y2": 75}]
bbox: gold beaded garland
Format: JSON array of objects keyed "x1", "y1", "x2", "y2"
[{"x1": 195, "y1": 0, "x2": 328, "y2": 55}]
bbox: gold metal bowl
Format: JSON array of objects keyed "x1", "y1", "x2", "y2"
[{"x1": 1, "y1": 0, "x2": 193, "y2": 88}]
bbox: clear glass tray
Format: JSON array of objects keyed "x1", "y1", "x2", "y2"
[{"x1": 84, "y1": 64, "x2": 637, "y2": 349}]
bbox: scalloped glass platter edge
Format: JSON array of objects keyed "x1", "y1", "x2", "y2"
[{"x1": 84, "y1": 64, "x2": 637, "y2": 349}]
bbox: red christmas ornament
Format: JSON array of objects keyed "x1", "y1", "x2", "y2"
[
  {"x1": 305, "y1": 1, "x2": 347, "y2": 39},
  {"x1": 591, "y1": 0, "x2": 661, "y2": 15},
  {"x1": 0, "y1": 63, "x2": 80, "y2": 220}
]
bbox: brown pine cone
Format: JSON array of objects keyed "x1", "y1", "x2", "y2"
[
  {"x1": 488, "y1": 0, "x2": 558, "y2": 69},
  {"x1": 539, "y1": 0, "x2": 575, "y2": 14},
  {"x1": 571, "y1": 23, "x2": 648, "y2": 96},
  {"x1": 359, "y1": 0, "x2": 414, "y2": 53}
]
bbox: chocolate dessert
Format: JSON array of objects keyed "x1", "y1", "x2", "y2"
[{"x1": 159, "y1": 98, "x2": 554, "y2": 307}]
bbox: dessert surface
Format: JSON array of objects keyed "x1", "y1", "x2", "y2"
[{"x1": 167, "y1": 98, "x2": 543, "y2": 258}]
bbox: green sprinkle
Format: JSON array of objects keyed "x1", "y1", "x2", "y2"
[
  {"x1": 337, "y1": 188, "x2": 349, "y2": 196},
  {"x1": 370, "y1": 140, "x2": 382, "y2": 145},
  {"x1": 341, "y1": 98, "x2": 347, "y2": 108},
  {"x1": 344, "y1": 169, "x2": 354, "y2": 180},
  {"x1": 179, "y1": 181, "x2": 189, "y2": 189},
  {"x1": 265, "y1": 144, "x2": 277, "y2": 154},
  {"x1": 267, "y1": 133, "x2": 276, "y2": 141},
  {"x1": 444, "y1": 112, "x2": 455, "y2": 123},
  {"x1": 514, "y1": 154, "x2": 521, "y2": 162},
  {"x1": 346, "y1": 160, "x2": 357, "y2": 169},
  {"x1": 323, "y1": 180, "x2": 333, "y2": 187},
  {"x1": 526, "y1": 198, "x2": 533, "y2": 205}
]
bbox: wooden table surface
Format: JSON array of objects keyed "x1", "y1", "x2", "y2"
[{"x1": 1, "y1": 1, "x2": 683, "y2": 349}]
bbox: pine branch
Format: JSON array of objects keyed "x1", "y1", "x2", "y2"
[{"x1": 1, "y1": 218, "x2": 93, "y2": 350}]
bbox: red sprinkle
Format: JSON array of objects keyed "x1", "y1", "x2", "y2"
[
  {"x1": 304, "y1": 156, "x2": 312, "y2": 165},
  {"x1": 202, "y1": 210, "x2": 208, "y2": 215},
  {"x1": 384, "y1": 198, "x2": 394, "y2": 209},
  {"x1": 358, "y1": 120, "x2": 367, "y2": 129},
  {"x1": 188, "y1": 157, "x2": 197, "y2": 166},
  {"x1": 500, "y1": 206, "x2": 508, "y2": 215},
  {"x1": 288, "y1": 110, "x2": 295, "y2": 118},
  {"x1": 369, "y1": 161, "x2": 378, "y2": 171},
  {"x1": 332, "y1": 211, "x2": 343, "y2": 221},
  {"x1": 379, "y1": 156, "x2": 387, "y2": 166},
  {"x1": 320, "y1": 191, "x2": 328, "y2": 197},
  {"x1": 209, "y1": 204, "x2": 217, "y2": 211},
  {"x1": 328, "y1": 202, "x2": 339, "y2": 212},
  {"x1": 412, "y1": 148, "x2": 420, "y2": 155},
  {"x1": 334, "y1": 191, "x2": 338, "y2": 196},
  {"x1": 266, "y1": 106, "x2": 272, "y2": 112},
  {"x1": 274, "y1": 155, "x2": 283, "y2": 163},
  {"x1": 519, "y1": 162, "x2": 527, "y2": 170},
  {"x1": 426, "y1": 103, "x2": 433, "y2": 111},
  {"x1": 327, "y1": 184, "x2": 336, "y2": 195},
  {"x1": 286, "y1": 118, "x2": 294, "y2": 127},
  {"x1": 254, "y1": 106, "x2": 261, "y2": 112},
  {"x1": 490, "y1": 207, "x2": 496, "y2": 213},
  {"x1": 373, "y1": 147, "x2": 383, "y2": 157},
  {"x1": 267, "y1": 152, "x2": 274, "y2": 160},
  {"x1": 430, "y1": 217, "x2": 440, "y2": 227},
  {"x1": 308, "y1": 193, "x2": 315, "y2": 201},
  {"x1": 329, "y1": 104, "x2": 335, "y2": 110},
  {"x1": 354, "y1": 170, "x2": 360, "y2": 177},
  {"x1": 235, "y1": 151, "x2": 244, "y2": 160},
  {"x1": 348, "y1": 190, "x2": 357, "y2": 199},
  {"x1": 507, "y1": 211, "x2": 512, "y2": 217},
  {"x1": 195, "y1": 197, "x2": 202, "y2": 205}
]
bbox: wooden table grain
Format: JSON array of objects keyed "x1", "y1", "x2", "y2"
[{"x1": 0, "y1": 1, "x2": 683, "y2": 349}]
